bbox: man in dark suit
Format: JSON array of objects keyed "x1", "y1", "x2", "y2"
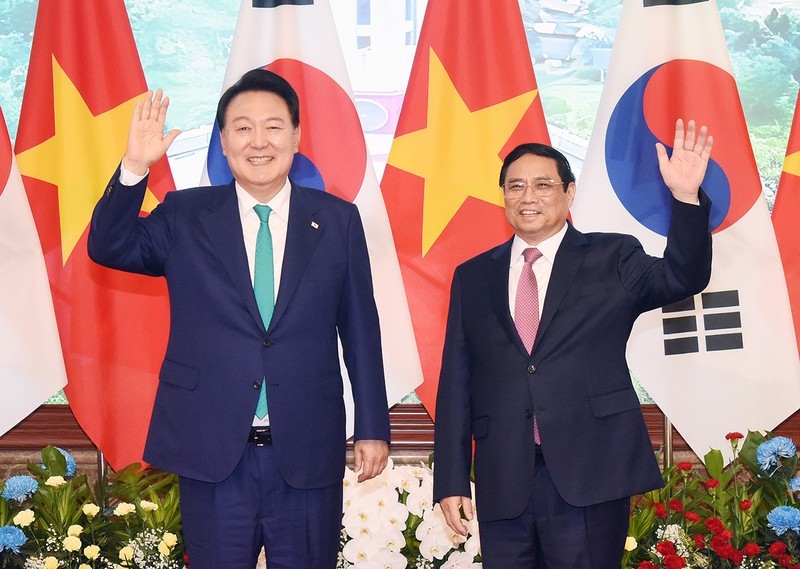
[
  {"x1": 89, "y1": 69, "x2": 390, "y2": 569},
  {"x1": 433, "y1": 120, "x2": 713, "y2": 567}
]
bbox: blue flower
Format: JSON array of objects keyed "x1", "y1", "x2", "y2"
[
  {"x1": 791, "y1": 477, "x2": 800, "y2": 494},
  {"x1": 768, "y1": 506, "x2": 800, "y2": 536},
  {"x1": 756, "y1": 436, "x2": 797, "y2": 472},
  {"x1": 40, "y1": 447, "x2": 77, "y2": 478},
  {"x1": 1, "y1": 475, "x2": 39, "y2": 503},
  {"x1": 0, "y1": 525, "x2": 26, "y2": 553}
]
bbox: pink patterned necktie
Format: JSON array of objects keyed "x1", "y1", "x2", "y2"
[{"x1": 515, "y1": 247, "x2": 543, "y2": 443}]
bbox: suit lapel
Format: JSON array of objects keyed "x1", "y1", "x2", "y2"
[
  {"x1": 490, "y1": 239, "x2": 530, "y2": 358},
  {"x1": 269, "y1": 183, "x2": 322, "y2": 333},
  {"x1": 199, "y1": 182, "x2": 266, "y2": 333},
  {"x1": 534, "y1": 222, "x2": 588, "y2": 353}
]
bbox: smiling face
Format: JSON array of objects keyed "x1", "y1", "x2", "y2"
[
  {"x1": 220, "y1": 90, "x2": 301, "y2": 202},
  {"x1": 503, "y1": 153, "x2": 575, "y2": 245}
]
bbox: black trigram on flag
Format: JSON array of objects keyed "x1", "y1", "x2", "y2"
[
  {"x1": 662, "y1": 290, "x2": 744, "y2": 355},
  {"x1": 644, "y1": 0, "x2": 707, "y2": 6}
]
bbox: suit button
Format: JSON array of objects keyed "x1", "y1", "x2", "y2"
[
  {"x1": 524, "y1": 409, "x2": 532, "y2": 418},
  {"x1": 263, "y1": 338, "x2": 272, "y2": 348},
  {"x1": 253, "y1": 381, "x2": 261, "y2": 390},
  {"x1": 527, "y1": 364, "x2": 536, "y2": 374}
]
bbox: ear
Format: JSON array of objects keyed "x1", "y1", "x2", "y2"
[
  {"x1": 566, "y1": 182, "x2": 576, "y2": 207},
  {"x1": 219, "y1": 127, "x2": 229, "y2": 157},
  {"x1": 293, "y1": 125, "x2": 301, "y2": 153}
]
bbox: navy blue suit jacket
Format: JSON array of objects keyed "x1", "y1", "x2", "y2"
[
  {"x1": 89, "y1": 169, "x2": 390, "y2": 487},
  {"x1": 433, "y1": 194, "x2": 712, "y2": 522}
]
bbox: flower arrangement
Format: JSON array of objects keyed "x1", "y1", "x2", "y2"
[
  {"x1": 338, "y1": 458, "x2": 481, "y2": 569},
  {"x1": 0, "y1": 446, "x2": 184, "y2": 569},
  {"x1": 624, "y1": 431, "x2": 800, "y2": 568}
]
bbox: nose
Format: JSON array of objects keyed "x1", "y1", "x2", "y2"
[{"x1": 251, "y1": 128, "x2": 269, "y2": 149}]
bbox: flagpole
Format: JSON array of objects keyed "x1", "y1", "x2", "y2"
[
  {"x1": 97, "y1": 450, "x2": 107, "y2": 482},
  {"x1": 663, "y1": 414, "x2": 673, "y2": 469}
]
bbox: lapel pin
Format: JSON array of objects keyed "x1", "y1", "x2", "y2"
[{"x1": 311, "y1": 221, "x2": 319, "y2": 230}]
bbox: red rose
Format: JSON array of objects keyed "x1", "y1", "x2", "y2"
[
  {"x1": 726, "y1": 432, "x2": 744, "y2": 440},
  {"x1": 693, "y1": 534, "x2": 705, "y2": 549},
  {"x1": 705, "y1": 517, "x2": 726, "y2": 535},
  {"x1": 740, "y1": 499, "x2": 752, "y2": 510},
  {"x1": 780, "y1": 554, "x2": 793, "y2": 567},
  {"x1": 668, "y1": 498, "x2": 684, "y2": 512},
  {"x1": 684, "y1": 511, "x2": 700, "y2": 523},
  {"x1": 743, "y1": 543, "x2": 760, "y2": 557},
  {"x1": 705, "y1": 478, "x2": 720, "y2": 489},
  {"x1": 770, "y1": 541, "x2": 788, "y2": 556},
  {"x1": 652, "y1": 502, "x2": 668, "y2": 519},
  {"x1": 664, "y1": 554, "x2": 686, "y2": 569},
  {"x1": 657, "y1": 541, "x2": 677, "y2": 556},
  {"x1": 677, "y1": 461, "x2": 693, "y2": 471},
  {"x1": 637, "y1": 562, "x2": 658, "y2": 569}
]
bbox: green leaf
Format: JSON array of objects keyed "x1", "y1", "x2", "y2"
[{"x1": 704, "y1": 449, "x2": 724, "y2": 479}]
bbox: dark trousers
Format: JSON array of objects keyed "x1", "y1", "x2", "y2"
[
  {"x1": 179, "y1": 442, "x2": 342, "y2": 569},
  {"x1": 479, "y1": 447, "x2": 630, "y2": 568}
]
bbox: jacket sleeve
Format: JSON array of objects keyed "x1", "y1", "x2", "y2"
[
  {"x1": 337, "y1": 205, "x2": 391, "y2": 442},
  {"x1": 433, "y1": 268, "x2": 474, "y2": 502},
  {"x1": 88, "y1": 166, "x2": 174, "y2": 277},
  {"x1": 619, "y1": 190, "x2": 713, "y2": 312}
]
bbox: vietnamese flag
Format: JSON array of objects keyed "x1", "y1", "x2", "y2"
[
  {"x1": 773, "y1": 90, "x2": 800, "y2": 353},
  {"x1": 14, "y1": 1, "x2": 175, "y2": 469},
  {"x1": 381, "y1": 0, "x2": 551, "y2": 417}
]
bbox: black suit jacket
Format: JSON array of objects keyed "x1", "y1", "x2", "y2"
[{"x1": 433, "y1": 194, "x2": 712, "y2": 521}]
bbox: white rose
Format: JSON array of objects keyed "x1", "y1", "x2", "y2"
[
  {"x1": 162, "y1": 532, "x2": 178, "y2": 548},
  {"x1": 67, "y1": 524, "x2": 83, "y2": 537},
  {"x1": 45, "y1": 476, "x2": 66, "y2": 487},
  {"x1": 119, "y1": 545, "x2": 134, "y2": 561},
  {"x1": 82, "y1": 503, "x2": 100, "y2": 518},
  {"x1": 140, "y1": 500, "x2": 159, "y2": 512},
  {"x1": 114, "y1": 502, "x2": 136, "y2": 517},
  {"x1": 63, "y1": 535, "x2": 82, "y2": 552},
  {"x1": 158, "y1": 541, "x2": 171, "y2": 556},
  {"x1": 43, "y1": 557, "x2": 59, "y2": 569},
  {"x1": 625, "y1": 536, "x2": 638, "y2": 551},
  {"x1": 84, "y1": 544, "x2": 101, "y2": 559},
  {"x1": 12, "y1": 509, "x2": 34, "y2": 527}
]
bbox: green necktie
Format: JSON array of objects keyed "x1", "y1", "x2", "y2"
[{"x1": 253, "y1": 204, "x2": 274, "y2": 419}]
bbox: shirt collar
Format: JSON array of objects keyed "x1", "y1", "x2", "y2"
[
  {"x1": 510, "y1": 221, "x2": 569, "y2": 266},
  {"x1": 236, "y1": 178, "x2": 292, "y2": 222}
]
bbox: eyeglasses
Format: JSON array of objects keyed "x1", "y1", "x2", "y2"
[{"x1": 501, "y1": 179, "x2": 566, "y2": 198}]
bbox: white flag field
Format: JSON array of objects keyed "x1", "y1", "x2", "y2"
[
  {"x1": 572, "y1": 0, "x2": 800, "y2": 460},
  {"x1": 0, "y1": 107, "x2": 67, "y2": 436},
  {"x1": 204, "y1": 0, "x2": 423, "y2": 434}
]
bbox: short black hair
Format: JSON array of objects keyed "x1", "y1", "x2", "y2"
[
  {"x1": 216, "y1": 68, "x2": 300, "y2": 129},
  {"x1": 499, "y1": 143, "x2": 576, "y2": 190}
]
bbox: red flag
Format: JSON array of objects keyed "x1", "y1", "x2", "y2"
[
  {"x1": 773, "y1": 89, "x2": 800, "y2": 352},
  {"x1": 381, "y1": 0, "x2": 550, "y2": 417},
  {"x1": 15, "y1": 1, "x2": 175, "y2": 469}
]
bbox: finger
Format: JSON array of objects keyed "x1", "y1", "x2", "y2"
[
  {"x1": 672, "y1": 118, "x2": 685, "y2": 150},
  {"x1": 693, "y1": 124, "x2": 710, "y2": 157},
  {"x1": 702, "y1": 135, "x2": 714, "y2": 161},
  {"x1": 442, "y1": 500, "x2": 468, "y2": 536},
  {"x1": 162, "y1": 129, "x2": 182, "y2": 148},
  {"x1": 655, "y1": 142, "x2": 669, "y2": 171},
  {"x1": 157, "y1": 96, "x2": 171, "y2": 124},
  {"x1": 462, "y1": 498, "x2": 474, "y2": 521},
  {"x1": 683, "y1": 119, "x2": 696, "y2": 150}
]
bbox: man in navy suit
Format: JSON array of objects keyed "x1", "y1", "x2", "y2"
[
  {"x1": 89, "y1": 69, "x2": 390, "y2": 569},
  {"x1": 433, "y1": 120, "x2": 713, "y2": 567}
]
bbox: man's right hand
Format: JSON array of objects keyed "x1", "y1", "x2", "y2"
[
  {"x1": 440, "y1": 495, "x2": 474, "y2": 536},
  {"x1": 123, "y1": 89, "x2": 181, "y2": 176}
]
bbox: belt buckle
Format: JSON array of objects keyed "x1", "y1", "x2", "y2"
[{"x1": 251, "y1": 428, "x2": 271, "y2": 446}]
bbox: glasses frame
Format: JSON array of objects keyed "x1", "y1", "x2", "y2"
[{"x1": 501, "y1": 178, "x2": 568, "y2": 199}]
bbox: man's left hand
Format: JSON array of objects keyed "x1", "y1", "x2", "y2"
[
  {"x1": 353, "y1": 440, "x2": 389, "y2": 482},
  {"x1": 656, "y1": 118, "x2": 713, "y2": 204}
]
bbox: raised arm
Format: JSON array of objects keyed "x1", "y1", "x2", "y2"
[
  {"x1": 123, "y1": 89, "x2": 181, "y2": 176},
  {"x1": 655, "y1": 118, "x2": 713, "y2": 204}
]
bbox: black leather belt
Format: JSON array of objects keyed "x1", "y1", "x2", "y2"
[{"x1": 249, "y1": 427, "x2": 272, "y2": 446}]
